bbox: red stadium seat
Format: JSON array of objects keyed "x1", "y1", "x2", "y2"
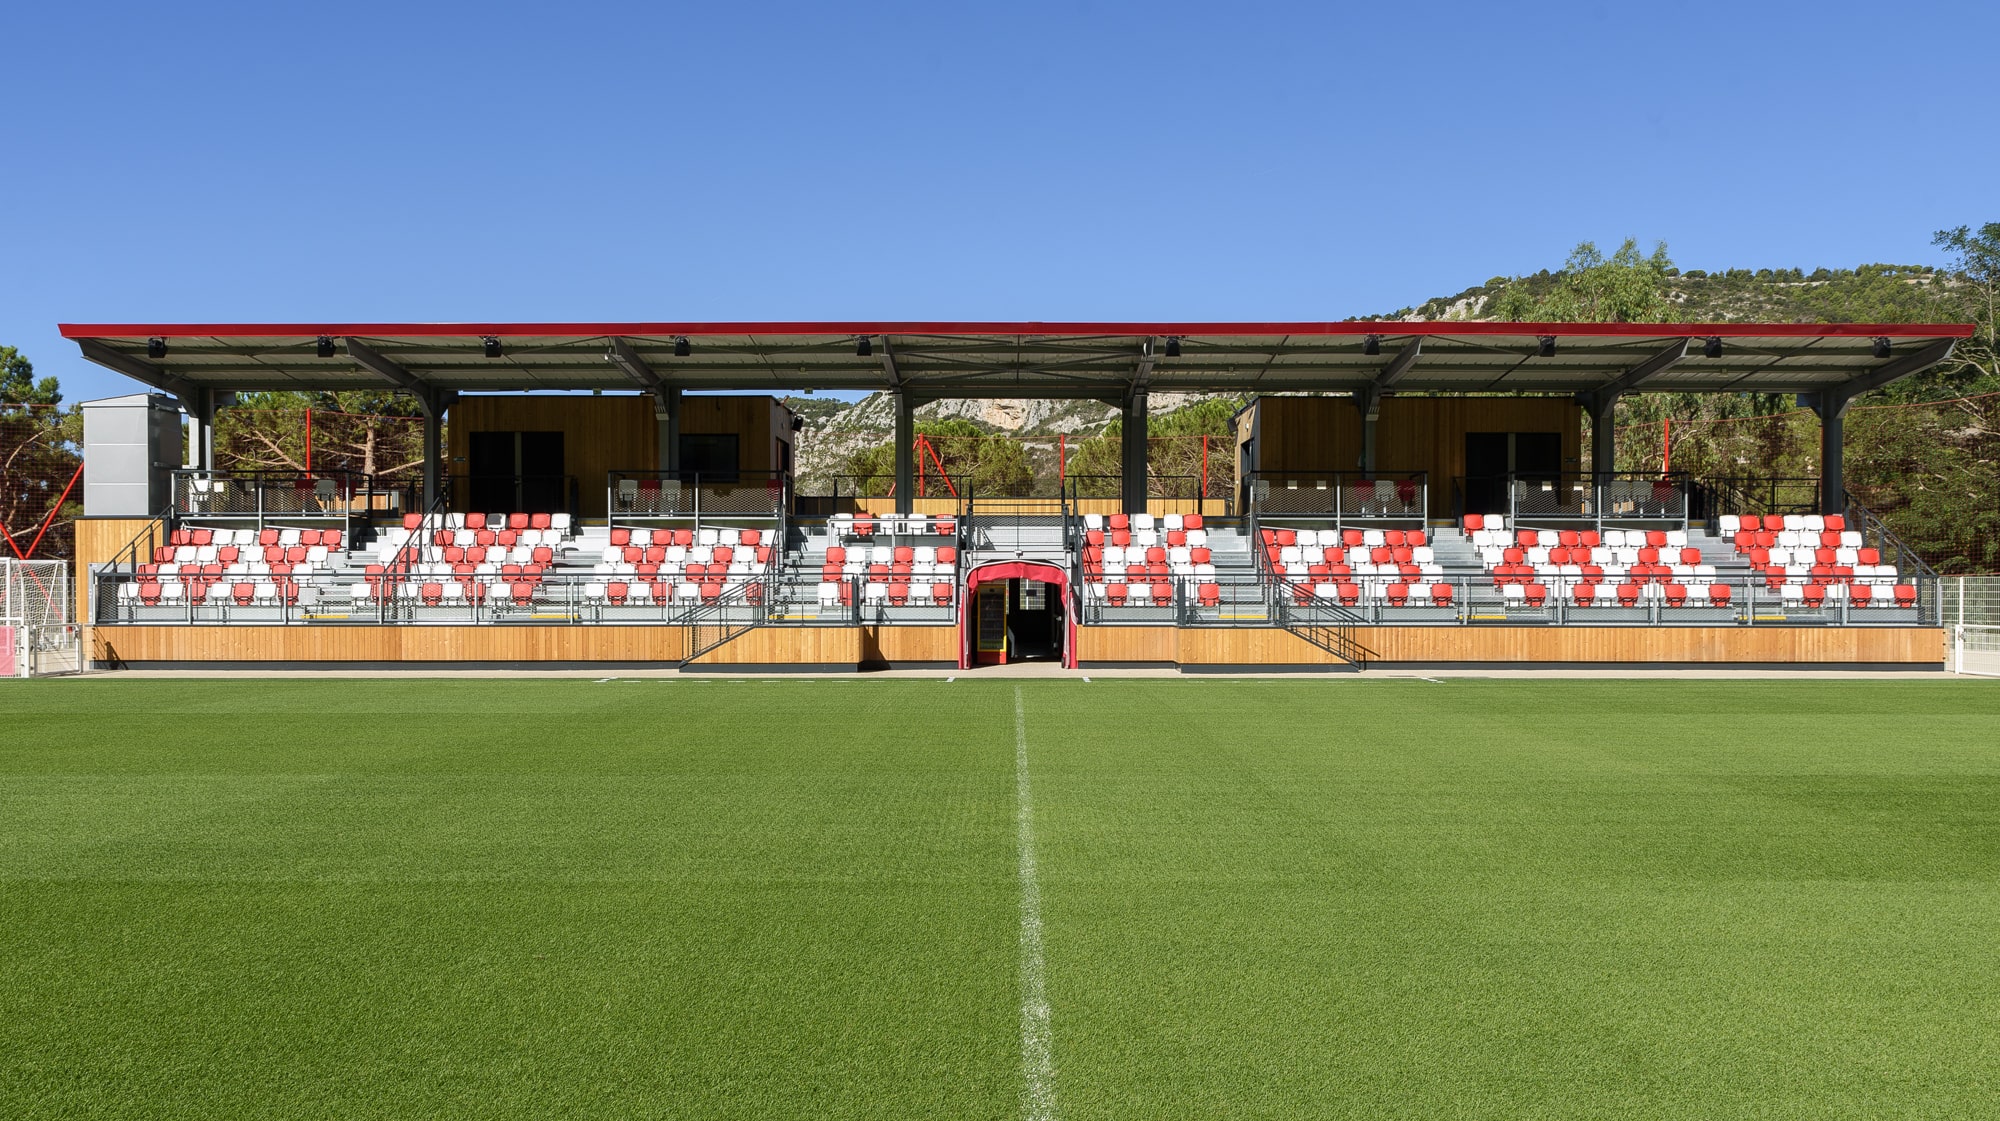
[
  {"x1": 933, "y1": 583, "x2": 953, "y2": 606},
  {"x1": 1198, "y1": 583, "x2": 1220, "y2": 607},
  {"x1": 610, "y1": 528, "x2": 631, "y2": 547},
  {"x1": 1464, "y1": 513, "x2": 1485, "y2": 531},
  {"x1": 1430, "y1": 582, "x2": 1453, "y2": 606},
  {"x1": 1183, "y1": 514, "x2": 1203, "y2": 531}
]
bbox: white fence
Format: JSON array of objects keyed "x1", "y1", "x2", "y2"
[
  {"x1": 1942, "y1": 577, "x2": 2000, "y2": 677},
  {"x1": 3, "y1": 560, "x2": 81, "y2": 677}
]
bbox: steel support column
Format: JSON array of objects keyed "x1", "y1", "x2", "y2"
[
  {"x1": 1587, "y1": 395, "x2": 1618, "y2": 477},
  {"x1": 894, "y1": 390, "x2": 915, "y2": 514},
  {"x1": 422, "y1": 410, "x2": 443, "y2": 510},
  {"x1": 1121, "y1": 392, "x2": 1149, "y2": 514},
  {"x1": 657, "y1": 387, "x2": 682, "y2": 474},
  {"x1": 1820, "y1": 401, "x2": 1844, "y2": 516}
]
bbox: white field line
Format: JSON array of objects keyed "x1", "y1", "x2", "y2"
[{"x1": 1014, "y1": 685, "x2": 1058, "y2": 1121}]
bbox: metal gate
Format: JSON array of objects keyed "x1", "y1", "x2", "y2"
[
  {"x1": 1942, "y1": 577, "x2": 2000, "y2": 677},
  {"x1": 3, "y1": 560, "x2": 82, "y2": 678}
]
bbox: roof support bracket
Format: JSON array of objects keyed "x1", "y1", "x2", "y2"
[
  {"x1": 1574, "y1": 338, "x2": 1690, "y2": 420},
  {"x1": 345, "y1": 337, "x2": 454, "y2": 419},
  {"x1": 1804, "y1": 337, "x2": 1958, "y2": 419}
]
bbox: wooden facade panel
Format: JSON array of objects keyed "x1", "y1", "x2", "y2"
[
  {"x1": 1076, "y1": 626, "x2": 1178, "y2": 663},
  {"x1": 74, "y1": 517, "x2": 162, "y2": 620},
  {"x1": 691, "y1": 626, "x2": 860, "y2": 665},
  {"x1": 448, "y1": 395, "x2": 656, "y2": 519},
  {"x1": 86, "y1": 623, "x2": 1940, "y2": 667},
  {"x1": 1345, "y1": 626, "x2": 1941, "y2": 664},
  {"x1": 862, "y1": 625, "x2": 958, "y2": 664},
  {"x1": 448, "y1": 394, "x2": 795, "y2": 518},
  {"x1": 1241, "y1": 396, "x2": 1582, "y2": 518},
  {"x1": 1177, "y1": 627, "x2": 1343, "y2": 665},
  {"x1": 94, "y1": 626, "x2": 687, "y2": 664}
]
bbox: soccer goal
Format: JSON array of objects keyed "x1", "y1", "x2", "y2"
[
  {"x1": 3, "y1": 559, "x2": 82, "y2": 677},
  {"x1": 1943, "y1": 576, "x2": 2000, "y2": 677}
]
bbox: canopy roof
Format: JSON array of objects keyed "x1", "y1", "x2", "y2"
[{"x1": 61, "y1": 320, "x2": 1972, "y2": 403}]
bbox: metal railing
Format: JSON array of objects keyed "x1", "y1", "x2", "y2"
[
  {"x1": 1456, "y1": 473, "x2": 1689, "y2": 528},
  {"x1": 1074, "y1": 568, "x2": 1939, "y2": 629},
  {"x1": 1248, "y1": 472, "x2": 1426, "y2": 543},
  {"x1": 1063, "y1": 474, "x2": 1231, "y2": 515},
  {"x1": 609, "y1": 470, "x2": 788, "y2": 520},
  {"x1": 1841, "y1": 493, "x2": 1938, "y2": 584},
  {"x1": 1690, "y1": 476, "x2": 1824, "y2": 523},
  {"x1": 172, "y1": 470, "x2": 375, "y2": 529}
]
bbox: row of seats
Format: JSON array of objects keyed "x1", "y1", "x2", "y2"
[
  {"x1": 1289, "y1": 581, "x2": 1456, "y2": 607},
  {"x1": 166, "y1": 527, "x2": 344, "y2": 549},
  {"x1": 1719, "y1": 514, "x2": 1846, "y2": 534},
  {"x1": 1084, "y1": 512, "x2": 1207, "y2": 531},
  {"x1": 827, "y1": 513, "x2": 957, "y2": 537},
  {"x1": 607, "y1": 527, "x2": 763, "y2": 548},
  {"x1": 1471, "y1": 527, "x2": 1683, "y2": 550},
  {"x1": 125, "y1": 580, "x2": 319, "y2": 607},
  {"x1": 408, "y1": 511, "x2": 573, "y2": 532},
  {"x1": 816, "y1": 582, "x2": 956, "y2": 607},
  {"x1": 1260, "y1": 527, "x2": 1427, "y2": 548}
]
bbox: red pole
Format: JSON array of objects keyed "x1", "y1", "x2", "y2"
[
  {"x1": 1662, "y1": 417, "x2": 1670, "y2": 475},
  {"x1": 305, "y1": 407, "x2": 313, "y2": 473},
  {"x1": 1200, "y1": 435, "x2": 1209, "y2": 497},
  {"x1": 23, "y1": 461, "x2": 85, "y2": 560},
  {"x1": 1059, "y1": 434, "x2": 1066, "y2": 484}
]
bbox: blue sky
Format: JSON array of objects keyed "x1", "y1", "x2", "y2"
[{"x1": 3, "y1": 0, "x2": 1994, "y2": 402}]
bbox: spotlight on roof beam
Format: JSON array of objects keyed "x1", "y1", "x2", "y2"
[
  {"x1": 1537, "y1": 335, "x2": 1557, "y2": 358},
  {"x1": 1362, "y1": 334, "x2": 1381, "y2": 357},
  {"x1": 856, "y1": 335, "x2": 872, "y2": 357},
  {"x1": 316, "y1": 335, "x2": 337, "y2": 358},
  {"x1": 481, "y1": 336, "x2": 503, "y2": 359},
  {"x1": 1704, "y1": 336, "x2": 1723, "y2": 359},
  {"x1": 146, "y1": 337, "x2": 168, "y2": 359},
  {"x1": 1872, "y1": 336, "x2": 1892, "y2": 359},
  {"x1": 1164, "y1": 336, "x2": 1182, "y2": 358},
  {"x1": 674, "y1": 336, "x2": 691, "y2": 357}
]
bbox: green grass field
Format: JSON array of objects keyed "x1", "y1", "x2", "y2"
[{"x1": 4, "y1": 677, "x2": 2000, "y2": 1119}]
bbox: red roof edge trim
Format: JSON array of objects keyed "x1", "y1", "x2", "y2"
[{"x1": 56, "y1": 321, "x2": 1980, "y2": 341}]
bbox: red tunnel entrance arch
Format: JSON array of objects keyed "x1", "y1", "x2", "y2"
[{"x1": 959, "y1": 560, "x2": 1074, "y2": 669}]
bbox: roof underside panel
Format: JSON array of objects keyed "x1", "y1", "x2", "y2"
[{"x1": 59, "y1": 323, "x2": 1974, "y2": 399}]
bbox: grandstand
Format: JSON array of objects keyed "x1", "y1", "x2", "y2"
[{"x1": 60, "y1": 320, "x2": 1970, "y2": 671}]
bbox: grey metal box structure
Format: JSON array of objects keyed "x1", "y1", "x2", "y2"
[{"x1": 82, "y1": 393, "x2": 182, "y2": 517}]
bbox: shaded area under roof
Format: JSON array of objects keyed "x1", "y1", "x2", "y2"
[{"x1": 61, "y1": 320, "x2": 1973, "y2": 401}]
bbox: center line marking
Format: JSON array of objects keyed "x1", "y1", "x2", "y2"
[{"x1": 1015, "y1": 685, "x2": 1058, "y2": 1121}]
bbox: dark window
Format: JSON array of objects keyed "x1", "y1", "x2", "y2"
[{"x1": 680, "y1": 434, "x2": 740, "y2": 483}]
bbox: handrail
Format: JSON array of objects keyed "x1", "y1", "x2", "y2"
[
  {"x1": 1843, "y1": 492, "x2": 1939, "y2": 584},
  {"x1": 1259, "y1": 534, "x2": 1365, "y2": 668},
  {"x1": 683, "y1": 563, "x2": 774, "y2": 662}
]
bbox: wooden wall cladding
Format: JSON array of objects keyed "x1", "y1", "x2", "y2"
[
  {"x1": 74, "y1": 517, "x2": 161, "y2": 620},
  {"x1": 94, "y1": 625, "x2": 687, "y2": 664},
  {"x1": 1244, "y1": 395, "x2": 1583, "y2": 517},
  {"x1": 861, "y1": 626, "x2": 958, "y2": 664},
  {"x1": 688, "y1": 626, "x2": 860, "y2": 665},
  {"x1": 1345, "y1": 626, "x2": 1942, "y2": 664},
  {"x1": 448, "y1": 395, "x2": 655, "y2": 518},
  {"x1": 1076, "y1": 627, "x2": 1179, "y2": 663},
  {"x1": 88, "y1": 622, "x2": 1940, "y2": 668},
  {"x1": 1086, "y1": 625, "x2": 1940, "y2": 666}
]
